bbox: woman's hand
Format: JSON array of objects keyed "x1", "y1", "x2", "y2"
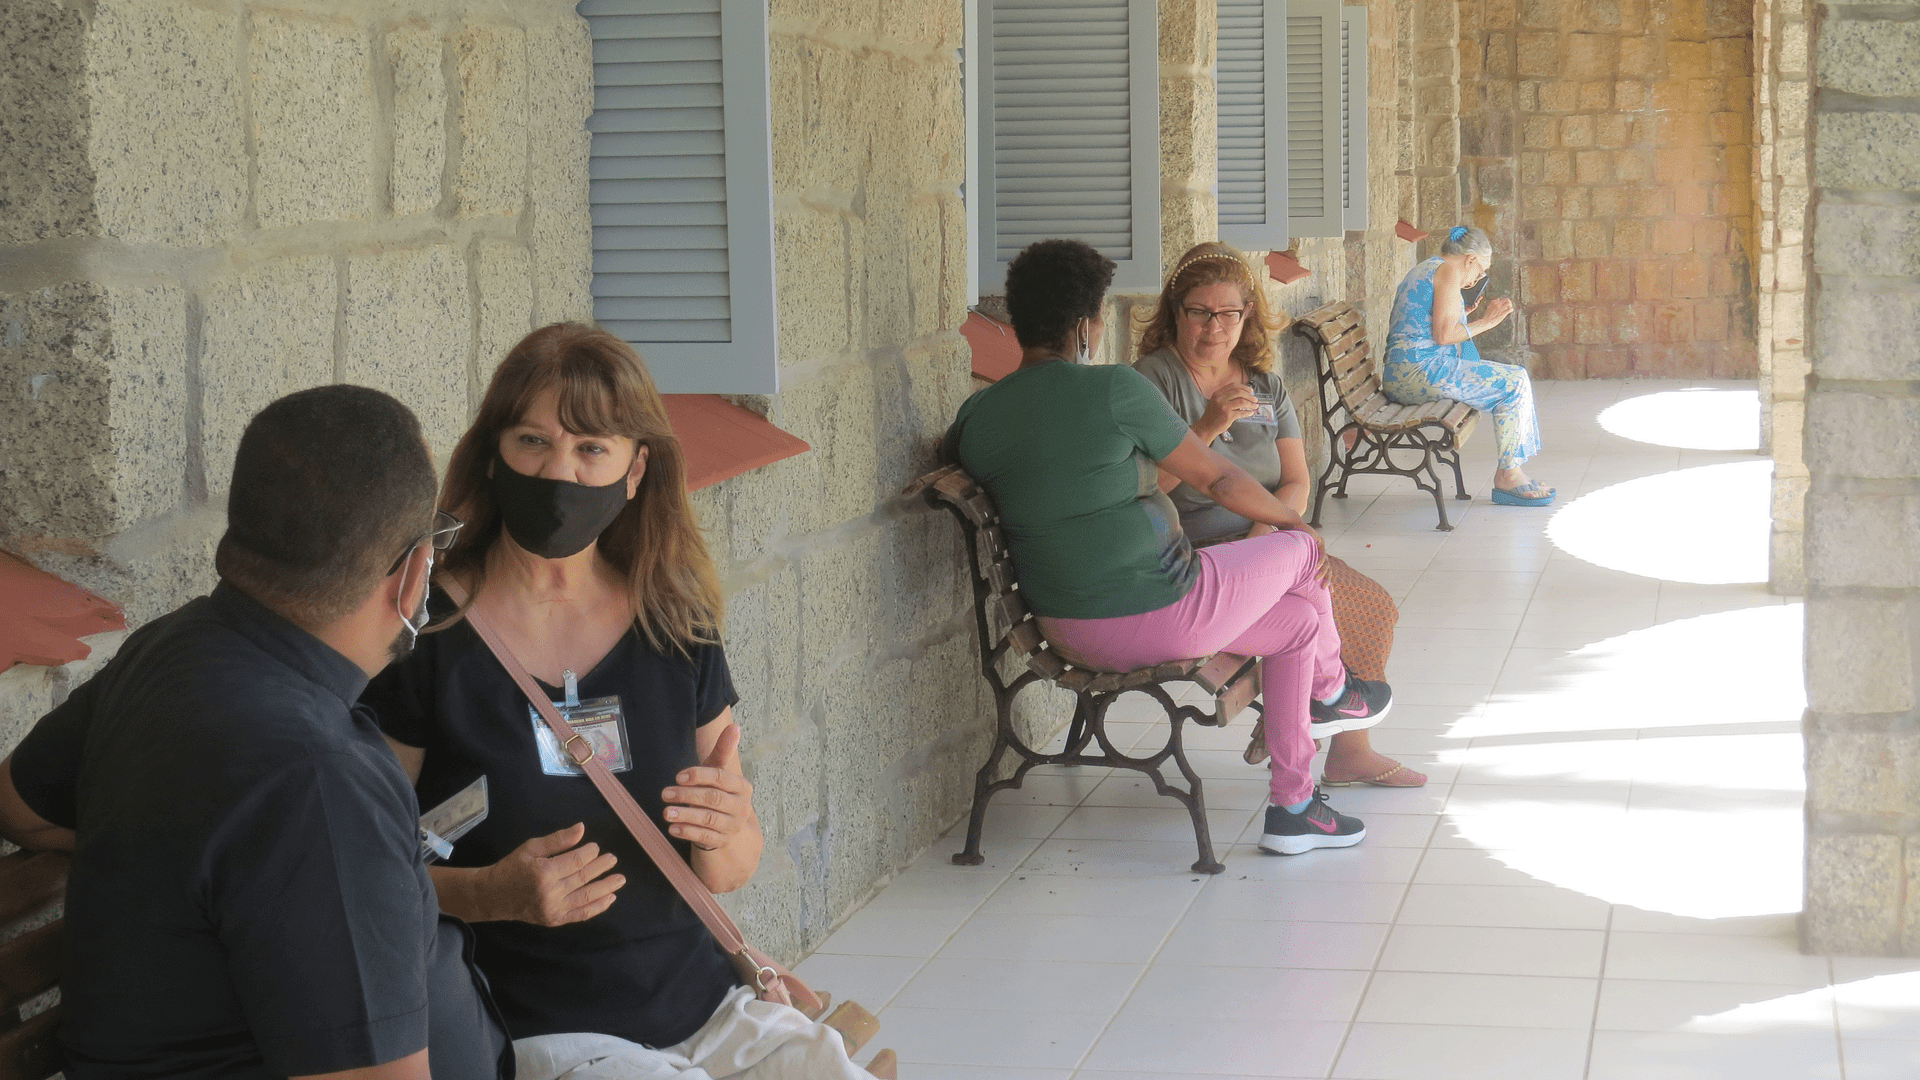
[
  {"x1": 475, "y1": 822, "x2": 625, "y2": 926},
  {"x1": 1484, "y1": 297, "x2": 1514, "y2": 322},
  {"x1": 1198, "y1": 383, "x2": 1258, "y2": 441},
  {"x1": 663, "y1": 722, "x2": 754, "y2": 853}
]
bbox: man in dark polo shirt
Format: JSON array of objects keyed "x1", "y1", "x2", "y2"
[{"x1": 0, "y1": 387, "x2": 511, "y2": 1080}]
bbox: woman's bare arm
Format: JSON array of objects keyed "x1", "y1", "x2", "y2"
[
  {"x1": 1158, "y1": 432, "x2": 1314, "y2": 536},
  {"x1": 382, "y1": 737, "x2": 425, "y2": 783},
  {"x1": 1430, "y1": 260, "x2": 1514, "y2": 345},
  {"x1": 1274, "y1": 437, "x2": 1312, "y2": 515}
]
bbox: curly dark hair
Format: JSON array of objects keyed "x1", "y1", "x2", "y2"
[{"x1": 1003, "y1": 239, "x2": 1117, "y2": 350}]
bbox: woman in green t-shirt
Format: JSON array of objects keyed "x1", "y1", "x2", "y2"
[
  {"x1": 942, "y1": 240, "x2": 1393, "y2": 855},
  {"x1": 1131, "y1": 242, "x2": 1424, "y2": 789}
]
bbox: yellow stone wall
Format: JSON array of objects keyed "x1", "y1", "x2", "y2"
[
  {"x1": 1460, "y1": 0, "x2": 1758, "y2": 378},
  {"x1": 691, "y1": 0, "x2": 1070, "y2": 961}
]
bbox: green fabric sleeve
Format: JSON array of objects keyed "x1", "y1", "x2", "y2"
[{"x1": 1107, "y1": 365, "x2": 1192, "y2": 461}]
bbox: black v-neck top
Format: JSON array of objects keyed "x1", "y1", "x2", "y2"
[
  {"x1": 361, "y1": 586, "x2": 741, "y2": 1048},
  {"x1": 10, "y1": 584, "x2": 509, "y2": 1080}
]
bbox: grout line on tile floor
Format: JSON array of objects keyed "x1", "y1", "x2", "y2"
[
  {"x1": 1830, "y1": 956, "x2": 1847, "y2": 1080},
  {"x1": 1581, "y1": 903, "x2": 1613, "y2": 1080}
]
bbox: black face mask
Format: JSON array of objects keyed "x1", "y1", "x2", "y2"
[{"x1": 489, "y1": 457, "x2": 632, "y2": 560}]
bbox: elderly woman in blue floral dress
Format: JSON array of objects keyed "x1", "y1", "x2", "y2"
[{"x1": 1383, "y1": 225, "x2": 1553, "y2": 506}]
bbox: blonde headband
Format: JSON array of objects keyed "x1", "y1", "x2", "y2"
[{"x1": 1167, "y1": 252, "x2": 1251, "y2": 287}]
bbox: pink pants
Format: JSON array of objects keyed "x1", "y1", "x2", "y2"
[{"x1": 1038, "y1": 530, "x2": 1345, "y2": 807}]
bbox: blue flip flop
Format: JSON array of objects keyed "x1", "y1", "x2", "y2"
[{"x1": 1491, "y1": 482, "x2": 1556, "y2": 506}]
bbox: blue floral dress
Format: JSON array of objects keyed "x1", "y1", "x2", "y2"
[{"x1": 1383, "y1": 257, "x2": 1541, "y2": 469}]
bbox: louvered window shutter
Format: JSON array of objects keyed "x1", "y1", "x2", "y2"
[
  {"x1": 582, "y1": 0, "x2": 779, "y2": 393},
  {"x1": 1285, "y1": 0, "x2": 1342, "y2": 238},
  {"x1": 1217, "y1": 0, "x2": 1288, "y2": 249},
  {"x1": 978, "y1": 0, "x2": 1162, "y2": 293},
  {"x1": 1340, "y1": 6, "x2": 1369, "y2": 232}
]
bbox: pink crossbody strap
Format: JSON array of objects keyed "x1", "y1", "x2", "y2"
[{"x1": 442, "y1": 580, "x2": 819, "y2": 1012}]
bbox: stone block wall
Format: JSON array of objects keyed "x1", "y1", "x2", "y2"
[
  {"x1": 1361, "y1": 0, "x2": 1418, "y2": 351},
  {"x1": 0, "y1": 0, "x2": 1016, "y2": 969},
  {"x1": 1756, "y1": 0, "x2": 1811, "y2": 593},
  {"x1": 1458, "y1": 0, "x2": 1759, "y2": 378},
  {"x1": 1160, "y1": 0, "x2": 1221, "y2": 272},
  {"x1": 689, "y1": 0, "x2": 1032, "y2": 962},
  {"x1": 1800, "y1": 0, "x2": 1920, "y2": 957},
  {"x1": 0, "y1": 0, "x2": 591, "y2": 634},
  {"x1": 1410, "y1": 0, "x2": 1463, "y2": 249}
]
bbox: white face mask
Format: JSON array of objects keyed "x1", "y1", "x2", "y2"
[{"x1": 394, "y1": 551, "x2": 432, "y2": 652}]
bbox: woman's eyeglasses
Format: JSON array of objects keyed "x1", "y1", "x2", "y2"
[
  {"x1": 387, "y1": 510, "x2": 465, "y2": 576},
  {"x1": 1182, "y1": 306, "x2": 1249, "y2": 327}
]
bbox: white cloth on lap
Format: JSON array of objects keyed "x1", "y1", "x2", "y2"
[{"x1": 514, "y1": 986, "x2": 871, "y2": 1080}]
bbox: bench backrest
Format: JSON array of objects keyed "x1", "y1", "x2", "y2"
[
  {"x1": 916, "y1": 465, "x2": 1066, "y2": 694},
  {"x1": 0, "y1": 850, "x2": 68, "y2": 1080},
  {"x1": 1293, "y1": 301, "x2": 1379, "y2": 419},
  {"x1": 912, "y1": 465, "x2": 1253, "y2": 704}
]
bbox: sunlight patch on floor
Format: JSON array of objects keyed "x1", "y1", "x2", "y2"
[
  {"x1": 1444, "y1": 604, "x2": 1807, "y2": 919},
  {"x1": 1465, "y1": 604, "x2": 1805, "y2": 738},
  {"x1": 1598, "y1": 387, "x2": 1760, "y2": 450},
  {"x1": 1547, "y1": 459, "x2": 1774, "y2": 584}
]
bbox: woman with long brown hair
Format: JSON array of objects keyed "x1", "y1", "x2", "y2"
[
  {"x1": 1133, "y1": 242, "x2": 1424, "y2": 787},
  {"x1": 363, "y1": 324, "x2": 891, "y2": 1079}
]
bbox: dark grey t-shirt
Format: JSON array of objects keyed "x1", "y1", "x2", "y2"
[
  {"x1": 11, "y1": 583, "x2": 510, "y2": 1080},
  {"x1": 1132, "y1": 347, "x2": 1304, "y2": 543}
]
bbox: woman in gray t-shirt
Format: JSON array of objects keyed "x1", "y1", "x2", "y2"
[{"x1": 1133, "y1": 243, "x2": 1426, "y2": 789}]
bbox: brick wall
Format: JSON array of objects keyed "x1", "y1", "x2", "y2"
[{"x1": 1461, "y1": 0, "x2": 1758, "y2": 378}]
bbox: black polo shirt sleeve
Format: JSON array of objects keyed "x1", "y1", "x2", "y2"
[
  {"x1": 691, "y1": 639, "x2": 738, "y2": 726},
  {"x1": 10, "y1": 668, "x2": 103, "y2": 830},
  {"x1": 211, "y1": 750, "x2": 434, "y2": 1077}
]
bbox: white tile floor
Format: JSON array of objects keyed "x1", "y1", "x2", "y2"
[{"x1": 795, "y1": 380, "x2": 1920, "y2": 1079}]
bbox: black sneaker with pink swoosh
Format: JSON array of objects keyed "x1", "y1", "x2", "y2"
[
  {"x1": 1258, "y1": 790, "x2": 1367, "y2": 855},
  {"x1": 1308, "y1": 672, "x2": 1393, "y2": 736}
]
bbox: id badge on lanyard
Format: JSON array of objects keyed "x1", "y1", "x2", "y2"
[{"x1": 530, "y1": 669, "x2": 633, "y2": 776}]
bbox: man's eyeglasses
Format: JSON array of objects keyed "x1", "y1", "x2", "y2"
[
  {"x1": 1182, "y1": 306, "x2": 1249, "y2": 327},
  {"x1": 387, "y1": 510, "x2": 465, "y2": 577}
]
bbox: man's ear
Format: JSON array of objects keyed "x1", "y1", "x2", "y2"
[
  {"x1": 626, "y1": 444, "x2": 650, "y2": 499},
  {"x1": 389, "y1": 543, "x2": 432, "y2": 614}
]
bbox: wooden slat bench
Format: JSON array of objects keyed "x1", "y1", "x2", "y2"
[
  {"x1": 0, "y1": 850, "x2": 68, "y2": 1080},
  {"x1": 908, "y1": 464, "x2": 1263, "y2": 874},
  {"x1": 1294, "y1": 300, "x2": 1480, "y2": 531}
]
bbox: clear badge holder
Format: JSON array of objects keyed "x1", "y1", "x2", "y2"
[
  {"x1": 530, "y1": 668, "x2": 633, "y2": 777},
  {"x1": 419, "y1": 774, "x2": 489, "y2": 862}
]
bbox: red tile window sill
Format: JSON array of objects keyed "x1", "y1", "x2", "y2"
[
  {"x1": 1, "y1": 551, "x2": 126, "y2": 671},
  {"x1": 961, "y1": 311, "x2": 1022, "y2": 383},
  {"x1": 662, "y1": 394, "x2": 811, "y2": 492},
  {"x1": 1265, "y1": 251, "x2": 1311, "y2": 285}
]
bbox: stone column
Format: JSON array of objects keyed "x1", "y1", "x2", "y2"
[
  {"x1": 1356, "y1": 0, "x2": 1417, "y2": 350},
  {"x1": 1457, "y1": 0, "x2": 1518, "y2": 360},
  {"x1": 1800, "y1": 0, "x2": 1920, "y2": 957},
  {"x1": 1412, "y1": 0, "x2": 1462, "y2": 249},
  {"x1": 1756, "y1": 0, "x2": 1811, "y2": 593},
  {"x1": 1160, "y1": 0, "x2": 1219, "y2": 276}
]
